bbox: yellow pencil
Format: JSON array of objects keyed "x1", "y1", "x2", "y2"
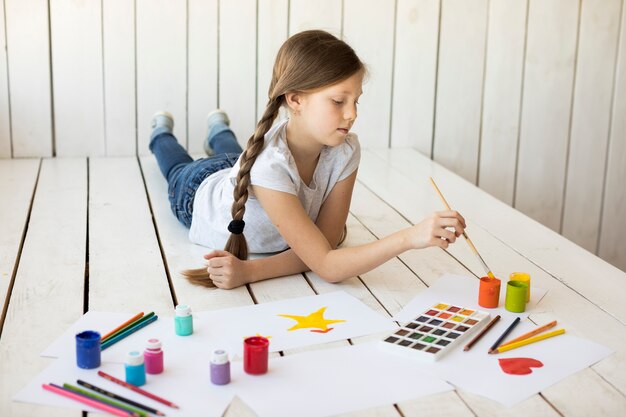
[
  {"x1": 499, "y1": 320, "x2": 558, "y2": 348},
  {"x1": 491, "y1": 328, "x2": 566, "y2": 354},
  {"x1": 429, "y1": 177, "x2": 496, "y2": 279}
]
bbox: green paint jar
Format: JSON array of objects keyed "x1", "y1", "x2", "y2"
[
  {"x1": 505, "y1": 281, "x2": 528, "y2": 313},
  {"x1": 174, "y1": 304, "x2": 193, "y2": 336}
]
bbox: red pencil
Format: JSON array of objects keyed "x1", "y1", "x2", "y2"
[{"x1": 97, "y1": 371, "x2": 180, "y2": 409}]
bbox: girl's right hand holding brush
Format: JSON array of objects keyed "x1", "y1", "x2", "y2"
[{"x1": 406, "y1": 210, "x2": 466, "y2": 250}]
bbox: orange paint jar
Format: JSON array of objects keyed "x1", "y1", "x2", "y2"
[{"x1": 478, "y1": 276, "x2": 501, "y2": 308}]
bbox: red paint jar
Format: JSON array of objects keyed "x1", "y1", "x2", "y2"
[{"x1": 243, "y1": 336, "x2": 269, "y2": 375}]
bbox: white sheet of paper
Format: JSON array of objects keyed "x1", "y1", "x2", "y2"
[
  {"x1": 394, "y1": 320, "x2": 613, "y2": 406},
  {"x1": 394, "y1": 274, "x2": 548, "y2": 323},
  {"x1": 43, "y1": 292, "x2": 396, "y2": 362},
  {"x1": 196, "y1": 291, "x2": 396, "y2": 355},
  {"x1": 234, "y1": 342, "x2": 453, "y2": 417},
  {"x1": 13, "y1": 353, "x2": 235, "y2": 417}
]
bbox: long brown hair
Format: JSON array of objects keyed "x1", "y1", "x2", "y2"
[{"x1": 183, "y1": 30, "x2": 364, "y2": 287}]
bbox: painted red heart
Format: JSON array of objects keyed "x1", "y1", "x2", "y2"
[{"x1": 498, "y1": 357, "x2": 544, "y2": 375}]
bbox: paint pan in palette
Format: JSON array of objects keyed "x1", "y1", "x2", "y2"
[{"x1": 379, "y1": 302, "x2": 490, "y2": 361}]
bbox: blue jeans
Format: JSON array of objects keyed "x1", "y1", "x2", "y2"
[{"x1": 149, "y1": 123, "x2": 243, "y2": 228}]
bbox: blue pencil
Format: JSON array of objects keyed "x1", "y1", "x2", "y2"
[
  {"x1": 101, "y1": 315, "x2": 158, "y2": 351},
  {"x1": 488, "y1": 316, "x2": 520, "y2": 353}
]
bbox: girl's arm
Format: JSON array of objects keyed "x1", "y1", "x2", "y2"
[
  {"x1": 204, "y1": 171, "x2": 357, "y2": 288},
  {"x1": 251, "y1": 180, "x2": 465, "y2": 283}
]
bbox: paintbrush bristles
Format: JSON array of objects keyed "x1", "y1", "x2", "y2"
[{"x1": 180, "y1": 267, "x2": 216, "y2": 288}]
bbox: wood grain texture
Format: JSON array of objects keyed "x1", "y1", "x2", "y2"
[
  {"x1": 0, "y1": 158, "x2": 86, "y2": 417},
  {"x1": 598, "y1": 1, "x2": 626, "y2": 272},
  {"x1": 514, "y1": 0, "x2": 579, "y2": 230},
  {"x1": 50, "y1": 0, "x2": 105, "y2": 156},
  {"x1": 478, "y1": 0, "x2": 527, "y2": 205},
  {"x1": 432, "y1": 0, "x2": 488, "y2": 183},
  {"x1": 390, "y1": 0, "x2": 440, "y2": 152},
  {"x1": 0, "y1": 0, "x2": 10, "y2": 158},
  {"x1": 103, "y1": 0, "x2": 137, "y2": 156},
  {"x1": 4, "y1": 0, "x2": 52, "y2": 157}
]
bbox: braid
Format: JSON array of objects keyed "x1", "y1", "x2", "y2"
[{"x1": 224, "y1": 97, "x2": 284, "y2": 260}]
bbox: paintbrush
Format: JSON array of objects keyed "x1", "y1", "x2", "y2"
[{"x1": 429, "y1": 177, "x2": 496, "y2": 279}]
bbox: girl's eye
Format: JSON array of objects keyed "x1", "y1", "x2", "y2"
[{"x1": 332, "y1": 100, "x2": 344, "y2": 105}]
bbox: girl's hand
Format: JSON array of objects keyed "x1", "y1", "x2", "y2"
[
  {"x1": 408, "y1": 210, "x2": 466, "y2": 250},
  {"x1": 203, "y1": 250, "x2": 249, "y2": 289}
]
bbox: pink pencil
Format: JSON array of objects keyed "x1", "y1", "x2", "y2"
[{"x1": 42, "y1": 384, "x2": 132, "y2": 417}]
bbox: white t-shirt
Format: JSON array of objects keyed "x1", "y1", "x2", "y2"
[{"x1": 189, "y1": 118, "x2": 360, "y2": 253}]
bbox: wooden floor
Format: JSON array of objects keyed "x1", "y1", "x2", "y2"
[{"x1": 1, "y1": 148, "x2": 625, "y2": 417}]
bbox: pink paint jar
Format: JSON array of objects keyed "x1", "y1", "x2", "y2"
[{"x1": 144, "y1": 338, "x2": 164, "y2": 374}]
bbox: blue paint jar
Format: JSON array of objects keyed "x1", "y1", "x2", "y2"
[
  {"x1": 125, "y1": 351, "x2": 146, "y2": 386},
  {"x1": 174, "y1": 304, "x2": 193, "y2": 336},
  {"x1": 75, "y1": 330, "x2": 101, "y2": 369}
]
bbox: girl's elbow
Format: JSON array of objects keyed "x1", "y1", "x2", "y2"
[{"x1": 316, "y1": 268, "x2": 344, "y2": 284}]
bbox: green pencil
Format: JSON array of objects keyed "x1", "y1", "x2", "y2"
[
  {"x1": 101, "y1": 312, "x2": 155, "y2": 344},
  {"x1": 62, "y1": 383, "x2": 147, "y2": 417},
  {"x1": 101, "y1": 314, "x2": 158, "y2": 351}
]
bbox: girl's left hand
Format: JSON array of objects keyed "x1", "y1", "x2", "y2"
[{"x1": 203, "y1": 250, "x2": 249, "y2": 289}]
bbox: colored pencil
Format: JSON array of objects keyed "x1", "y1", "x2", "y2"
[
  {"x1": 463, "y1": 314, "x2": 501, "y2": 351},
  {"x1": 42, "y1": 383, "x2": 133, "y2": 417},
  {"x1": 77, "y1": 379, "x2": 165, "y2": 416},
  {"x1": 101, "y1": 312, "x2": 144, "y2": 341},
  {"x1": 498, "y1": 320, "x2": 558, "y2": 348},
  {"x1": 488, "y1": 316, "x2": 521, "y2": 353},
  {"x1": 102, "y1": 312, "x2": 155, "y2": 344},
  {"x1": 101, "y1": 314, "x2": 158, "y2": 351},
  {"x1": 98, "y1": 370, "x2": 180, "y2": 409},
  {"x1": 491, "y1": 328, "x2": 566, "y2": 354},
  {"x1": 62, "y1": 383, "x2": 146, "y2": 417},
  {"x1": 429, "y1": 177, "x2": 496, "y2": 279}
]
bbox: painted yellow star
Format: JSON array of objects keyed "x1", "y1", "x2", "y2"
[{"x1": 278, "y1": 307, "x2": 346, "y2": 332}]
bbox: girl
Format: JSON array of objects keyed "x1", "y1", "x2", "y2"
[{"x1": 150, "y1": 30, "x2": 466, "y2": 289}]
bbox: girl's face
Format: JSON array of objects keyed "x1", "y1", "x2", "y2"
[{"x1": 289, "y1": 71, "x2": 364, "y2": 148}]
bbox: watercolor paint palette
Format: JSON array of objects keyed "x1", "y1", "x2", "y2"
[{"x1": 380, "y1": 302, "x2": 490, "y2": 361}]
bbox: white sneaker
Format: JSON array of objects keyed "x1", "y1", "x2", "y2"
[
  {"x1": 204, "y1": 109, "x2": 230, "y2": 155},
  {"x1": 151, "y1": 111, "x2": 174, "y2": 133}
]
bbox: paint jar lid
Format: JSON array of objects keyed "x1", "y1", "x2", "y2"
[
  {"x1": 211, "y1": 349, "x2": 229, "y2": 364},
  {"x1": 146, "y1": 338, "x2": 162, "y2": 350},
  {"x1": 175, "y1": 304, "x2": 191, "y2": 317},
  {"x1": 126, "y1": 351, "x2": 144, "y2": 366}
]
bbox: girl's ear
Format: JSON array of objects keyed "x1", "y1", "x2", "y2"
[{"x1": 285, "y1": 92, "x2": 303, "y2": 114}]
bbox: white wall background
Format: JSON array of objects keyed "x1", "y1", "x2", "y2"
[{"x1": 0, "y1": 0, "x2": 624, "y2": 272}]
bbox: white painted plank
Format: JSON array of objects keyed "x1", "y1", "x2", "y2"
[
  {"x1": 343, "y1": 0, "x2": 395, "y2": 148},
  {"x1": 103, "y1": 0, "x2": 136, "y2": 156},
  {"x1": 478, "y1": 0, "x2": 527, "y2": 205},
  {"x1": 219, "y1": 0, "x2": 256, "y2": 148},
  {"x1": 390, "y1": 0, "x2": 440, "y2": 152},
  {"x1": 562, "y1": 0, "x2": 622, "y2": 253},
  {"x1": 0, "y1": 158, "x2": 86, "y2": 417},
  {"x1": 361, "y1": 147, "x2": 626, "y2": 324},
  {"x1": 50, "y1": 0, "x2": 104, "y2": 156},
  {"x1": 88, "y1": 157, "x2": 173, "y2": 314},
  {"x1": 257, "y1": 0, "x2": 288, "y2": 121},
  {"x1": 139, "y1": 155, "x2": 254, "y2": 311},
  {"x1": 351, "y1": 176, "x2": 626, "y2": 411},
  {"x1": 0, "y1": 0, "x2": 10, "y2": 158},
  {"x1": 4, "y1": 0, "x2": 52, "y2": 157},
  {"x1": 188, "y1": 0, "x2": 218, "y2": 155},
  {"x1": 598, "y1": 2, "x2": 626, "y2": 273},
  {"x1": 0, "y1": 159, "x2": 39, "y2": 315},
  {"x1": 289, "y1": 0, "x2": 342, "y2": 36},
  {"x1": 432, "y1": 0, "x2": 488, "y2": 183},
  {"x1": 136, "y1": 0, "x2": 186, "y2": 155},
  {"x1": 514, "y1": 0, "x2": 579, "y2": 230}
]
